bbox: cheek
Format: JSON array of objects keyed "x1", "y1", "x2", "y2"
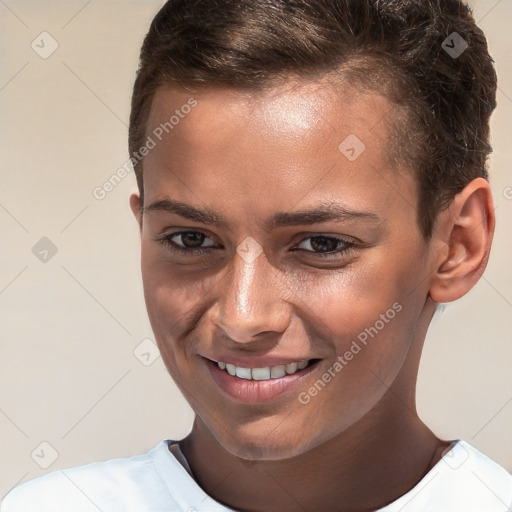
[
  {"x1": 140, "y1": 246, "x2": 207, "y2": 367},
  {"x1": 285, "y1": 256, "x2": 422, "y2": 419},
  {"x1": 295, "y1": 270, "x2": 410, "y2": 376},
  {"x1": 140, "y1": 248, "x2": 237, "y2": 384},
  {"x1": 142, "y1": 270, "x2": 207, "y2": 335},
  {"x1": 283, "y1": 259, "x2": 405, "y2": 340}
]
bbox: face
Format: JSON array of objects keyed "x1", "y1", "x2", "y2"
[{"x1": 132, "y1": 78, "x2": 434, "y2": 461}]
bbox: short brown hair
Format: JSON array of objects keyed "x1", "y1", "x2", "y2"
[{"x1": 129, "y1": 0, "x2": 497, "y2": 238}]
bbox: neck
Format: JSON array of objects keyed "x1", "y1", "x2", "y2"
[{"x1": 181, "y1": 395, "x2": 446, "y2": 512}]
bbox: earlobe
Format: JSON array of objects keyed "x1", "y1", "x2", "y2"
[
  {"x1": 429, "y1": 178, "x2": 495, "y2": 304},
  {"x1": 129, "y1": 193, "x2": 142, "y2": 230}
]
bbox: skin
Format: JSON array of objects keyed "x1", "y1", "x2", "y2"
[{"x1": 130, "y1": 77, "x2": 495, "y2": 512}]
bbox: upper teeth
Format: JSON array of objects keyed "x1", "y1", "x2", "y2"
[{"x1": 217, "y1": 360, "x2": 309, "y2": 380}]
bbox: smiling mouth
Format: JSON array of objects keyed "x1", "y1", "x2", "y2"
[
  {"x1": 203, "y1": 356, "x2": 322, "y2": 403},
  {"x1": 206, "y1": 358, "x2": 320, "y2": 381}
]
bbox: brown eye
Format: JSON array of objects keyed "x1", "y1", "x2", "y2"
[
  {"x1": 294, "y1": 235, "x2": 356, "y2": 258},
  {"x1": 156, "y1": 231, "x2": 218, "y2": 256},
  {"x1": 174, "y1": 231, "x2": 207, "y2": 248}
]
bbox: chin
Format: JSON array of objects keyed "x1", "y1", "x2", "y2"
[
  {"x1": 225, "y1": 439, "x2": 304, "y2": 461},
  {"x1": 214, "y1": 424, "x2": 314, "y2": 462}
]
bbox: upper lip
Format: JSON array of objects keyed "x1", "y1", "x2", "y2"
[{"x1": 202, "y1": 353, "x2": 316, "y2": 368}]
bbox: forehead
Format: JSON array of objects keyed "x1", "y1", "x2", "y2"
[
  {"x1": 146, "y1": 78, "x2": 393, "y2": 147},
  {"x1": 141, "y1": 78, "x2": 414, "y2": 225}
]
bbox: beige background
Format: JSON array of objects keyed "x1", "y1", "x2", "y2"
[{"x1": 0, "y1": 0, "x2": 511, "y2": 499}]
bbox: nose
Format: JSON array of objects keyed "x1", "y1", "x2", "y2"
[{"x1": 213, "y1": 244, "x2": 292, "y2": 343}]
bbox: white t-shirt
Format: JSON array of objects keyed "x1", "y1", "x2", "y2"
[{"x1": 1, "y1": 439, "x2": 511, "y2": 511}]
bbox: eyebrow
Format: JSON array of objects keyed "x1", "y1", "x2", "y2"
[{"x1": 143, "y1": 198, "x2": 381, "y2": 230}]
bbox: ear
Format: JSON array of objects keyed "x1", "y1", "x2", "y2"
[
  {"x1": 429, "y1": 178, "x2": 495, "y2": 303},
  {"x1": 129, "y1": 192, "x2": 142, "y2": 231}
]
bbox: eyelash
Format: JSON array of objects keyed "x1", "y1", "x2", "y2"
[{"x1": 155, "y1": 231, "x2": 357, "y2": 259}]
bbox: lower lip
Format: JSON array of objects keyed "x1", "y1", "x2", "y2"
[{"x1": 205, "y1": 358, "x2": 320, "y2": 403}]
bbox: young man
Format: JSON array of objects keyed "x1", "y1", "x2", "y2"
[{"x1": 2, "y1": 0, "x2": 511, "y2": 510}]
